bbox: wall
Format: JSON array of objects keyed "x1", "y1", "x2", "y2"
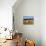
[
  {"x1": 0, "y1": 0, "x2": 16, "y2": 30},
  {"x1": 41, "y1": 0, "x2": 46, "y2": 46},
  {"x1": 0, "y1": 0, "x2": 16, "y2": 39},
  {"x1": 13, "y1": 0, "x2": 41, "y2": 46},
  {"x1": 0, "y1": 0, "x2": 46, "y2": 46}
]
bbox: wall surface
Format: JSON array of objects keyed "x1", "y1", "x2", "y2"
[
  {"x1": 13, "y1": 0, "x2": 46, "y2": 46},
  {"x1": 41, "y1": 0, "x2": 46, "y2": 46},
  {"x1": 0, "y1": 0, "x2": 16, "y2": 39},
  {"x1": 0, "y1": 0, "x2": 46, "y2": 46},
  {"x1": 13, "y1": 0, "x2": 41, "y2": 46},
  {"x1": 0, "y1": 0, "x2": 16, "y2": 30}
]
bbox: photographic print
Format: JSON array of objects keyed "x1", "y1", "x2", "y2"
[{"x1": 23, "y1": 16, "x2": 34, "y2": 25}]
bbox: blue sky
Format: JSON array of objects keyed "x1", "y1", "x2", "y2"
[{"x1": 23, "y1": 16, "x2": 34, "y2": 19}]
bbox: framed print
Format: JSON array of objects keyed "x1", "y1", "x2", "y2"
[{"x1": 23, "y1": 16, "x2": 34, "y2": 25}]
